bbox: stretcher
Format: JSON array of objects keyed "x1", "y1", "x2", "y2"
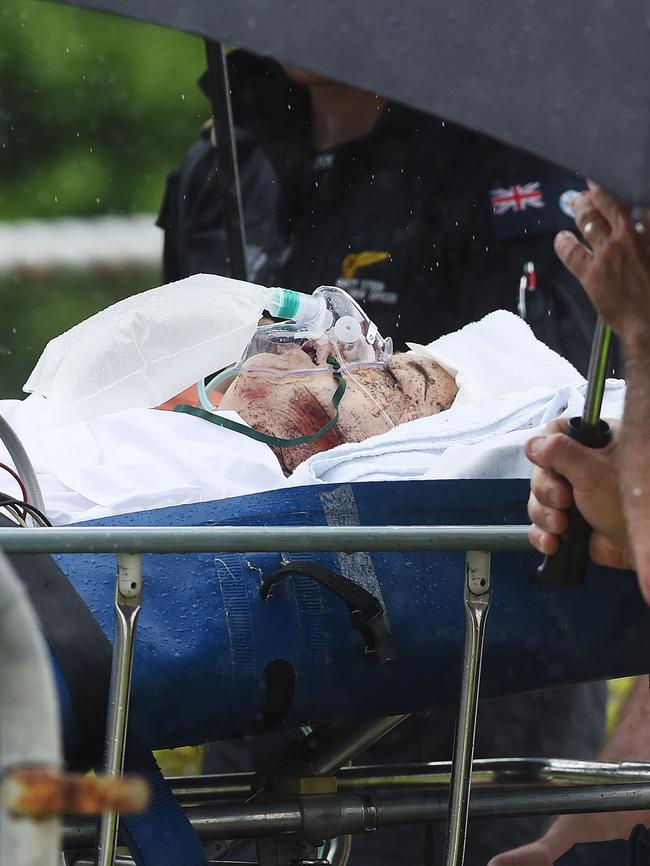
[
  {"x1": 29, "y1": 479, "x2": 645, "y2": 758},
  {"x1": 2, "y1": 478, "x2": 650, "y2": 866}
]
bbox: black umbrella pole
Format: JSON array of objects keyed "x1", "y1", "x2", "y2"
[
  {"x1": 535, "y1": 317, "x2": 613, "y2": 586},
  {"x1": 204, "y1": 40, "x2": 248, "y2": 280}
]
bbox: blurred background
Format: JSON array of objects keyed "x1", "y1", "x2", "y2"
[{"x1": 0, "y1": 0, "x2": 208, "y2": 397}]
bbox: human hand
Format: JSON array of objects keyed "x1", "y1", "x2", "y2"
[
  {"x1": 553, "y1": 183, "x2": 650, "y2": 356},
  {"x1": 487, "y1": 807, "x2": 641, "y2": 866},
  {"x1": 487, "y1": 839, "x2": 556, "y2": 866},
  {"x1": 525, "y1": 418, "x2": 631, "y2": 570}
]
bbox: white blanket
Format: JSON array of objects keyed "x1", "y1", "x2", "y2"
[
  {"x1": 291, "y1": 311, "x2": 625, "y2": 484},
  {"x1": 0, "y1": 312, "x2": 624, "y2": 525},
  {"x1": 0, "y1": 400, "x2": 287, "y2": 525}
]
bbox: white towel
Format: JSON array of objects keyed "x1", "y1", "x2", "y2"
[{"x1": 289, "y1": 311, "x2": 625, "y2": 485}]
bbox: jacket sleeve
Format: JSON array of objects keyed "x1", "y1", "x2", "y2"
[
  {"x1": 156, "y1": 133, "x2": 225, "y2": 285},
  {"x1": 157, "y1": 166, "x2": 183, "y2": 284}
]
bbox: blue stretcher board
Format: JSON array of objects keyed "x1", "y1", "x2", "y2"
[{"x1": 51, "y1": 479, "x2": 650, "y2": 755}]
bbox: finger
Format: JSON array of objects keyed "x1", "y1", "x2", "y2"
[
  {"x1": 488, "y1": 850, "x2": 553, "y2": 866},
  {"x1": 528, "y1": 523, "x2": 560, "y2": 557},
  {"x1": 529, "y1": 464, "x2": 574, "y2": 510},
  {"x1": 542, "y1": 417, "x2": 568, "y2": 436},
  {"x1": 487, "y1": 838, "x2": 557, "y2": 866},
  {"x1": 590, "y1": 534, "x2": 632, "y2": 571},
  {"x1": 554, "y1": 231, "x2": 592, "y2": 281},
  {"x1": 572, "y1": 194, "x2": 611, "y2": 248},
  {"x1": 528, "y1": 494, "x2": 570, "y2": 536},
  {"x1": 527, "y1": 431, "x2": 615, "y2": 504},
  {"x1": 587, "y1": 180, "x2": 630, "y2": 234},
  {"x1": 525, "y1": 431, "x2": 601, "y2": 492}
]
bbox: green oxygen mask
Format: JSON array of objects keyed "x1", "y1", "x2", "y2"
[{"x1": 174, "y1": 355, "x2": 347, "y2": 448}]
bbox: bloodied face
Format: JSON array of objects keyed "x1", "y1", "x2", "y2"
[{"x1": 219, "y1": 342, "x2": 458, "y2": 474}]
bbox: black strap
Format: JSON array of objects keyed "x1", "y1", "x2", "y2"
[
  {"x1": 0, "y1": 514, "x2": 111, "y2": 768},
  {"x1": 261, "y1": 561, "x2": 396, "y2": 664}
]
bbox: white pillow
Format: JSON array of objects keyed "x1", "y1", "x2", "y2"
[{"x1": 24, "y1": 273, "x2": 271, "y2": 424}]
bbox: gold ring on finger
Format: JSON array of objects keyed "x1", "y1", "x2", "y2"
[{"x1": 583, "y1": 218, "x2": 606, "y2": 239}]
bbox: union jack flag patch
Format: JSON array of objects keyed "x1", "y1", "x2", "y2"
[{"x1": 490, "y1": 182, "x2": 545, "y2": 216}]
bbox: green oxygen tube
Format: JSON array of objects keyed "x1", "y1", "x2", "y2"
[
  {"x1": 179, "y1": 356, "x2": 346, "y2": 448},
  {"x1": 265, "y1": 287, "x2": 327, "y2": 325}
]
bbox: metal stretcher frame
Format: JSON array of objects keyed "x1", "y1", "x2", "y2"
[{"x1": 1, "y1": 523, "x2": 649, "y2": 866}]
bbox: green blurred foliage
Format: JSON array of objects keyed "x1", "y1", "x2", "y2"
[
  {"x1": 0, "y1": 0, "x2": 209, "y2": 218},
  {"x1": 0, "y1": 267, "x2": 160, "y2": 397},
  {"x1": 0, "y1": 2, "x2": 213, "y2": 396}
]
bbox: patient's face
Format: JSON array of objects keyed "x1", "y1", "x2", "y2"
[{"x1": 219, "y1": 343, "x2": 458, "y2": 474}]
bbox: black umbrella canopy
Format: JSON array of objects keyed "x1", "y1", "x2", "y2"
[{"x1": 42, "y1": 0, "x2": 649, "y2": 204}]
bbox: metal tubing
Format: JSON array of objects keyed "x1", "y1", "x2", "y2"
[
  {"x1": 444, "y1": 552, "x2": 492, "y2": 866},
  {"x1": 74, "y1": 860, "x2": 135, "y2": 866},
  {"x1": 583, "y1": 317, "x2": 613, "y2": 427},
  {"x1": 64, "y1": 782, "x2": 650, "y2": 847},
  {"x1": 0, "y1": 525, "x2": 531, "y2": 554},
  {"x1": 0, "y1": 413, "x2": 46, "y2": 515},
  {"x1": 75, "y1": 861, "x2": 256, "y2": 866},
  {"x1": 168, "y1": 757, "x2": 650, "y2": 803},
  {"x1": 325, "y1": 833, "x2": 352, "y2": 866},
  {"x1": 94, "y1": 555, "x2": 143, "y2": 866},
  {"x1": 275, "y1": 716, "x2": 409, "y2": 779},
  {"x1": 204, "y1": 40, "x2": 248, "y2": 280},
  {"x1": 0, "y1": 550, "x2": 62, "y2": 866}
]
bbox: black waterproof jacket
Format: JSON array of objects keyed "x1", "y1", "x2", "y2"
[
  {"x1": 158, "y1": 52, "x2": 616, "y2": 375},
  {"x1": 158, "y1": 53, "x2": 611, "y2": 864}
]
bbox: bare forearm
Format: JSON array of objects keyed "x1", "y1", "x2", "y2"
[
  {"x1": 599, "y1": 677, "x2": 650, "y2": 761},
  {"x1": 620, "y1": 352, "x2": 650, "y2": 600},
  {"x1": 538, "y1": 678, "x2": 650, "y2": 854}
]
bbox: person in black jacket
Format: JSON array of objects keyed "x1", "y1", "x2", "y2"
[
  {"x1": 158, "y1": 51, "x2": 617, "y2": 375},
  {"x1": 158, "y1": 50, "x2": 609, "y2": 865}
]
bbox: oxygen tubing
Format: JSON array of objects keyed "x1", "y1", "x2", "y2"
[
  {"x1": 0, "y1": 414, "x2": 46, "y2": 516},
  {"x1": 179, "y1": 356, "x2": 347, "y2": 448},
  {"x1": 197, "y1": 366, "x2": 240, "y2": 411}
]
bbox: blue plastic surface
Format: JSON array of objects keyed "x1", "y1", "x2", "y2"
[{"x1": 52, "y1": 479, "x2": 650, "y2": 757}]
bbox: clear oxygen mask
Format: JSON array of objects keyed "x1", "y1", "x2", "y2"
[
  {"x1": 188, "y1": 285, "x2": 395, "y2": 451},
  {"x1": 200, "y1": 285, "x2": 393, "y2": 404}
]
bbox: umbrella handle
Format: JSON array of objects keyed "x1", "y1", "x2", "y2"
[{"x1": 533, "y1": 416, "x2": 611, "y2": 586}]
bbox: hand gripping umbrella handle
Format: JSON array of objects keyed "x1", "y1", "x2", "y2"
[
  {"x1": 534, "y1": 416, "x2": 612, "y2": 586},
  {"x1": 534, "y1": 316, "x2": 613, "y2": 587}
]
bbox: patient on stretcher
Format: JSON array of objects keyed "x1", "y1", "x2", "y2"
[
  {"x1": 0, "y1": 309, "x2": 625, "y2": 525},
  {"x1": 218, "y1": 345, "x2": 458, "y2": 473}
]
